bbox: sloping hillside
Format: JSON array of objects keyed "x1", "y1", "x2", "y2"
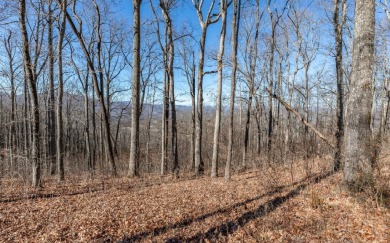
[{"x1": 0, "y1": 157, "x2": 388, "y2": 242}]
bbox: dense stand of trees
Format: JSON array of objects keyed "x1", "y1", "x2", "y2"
[{"x1": 0, "y1": 0, "x2": 388, "y2": 191}]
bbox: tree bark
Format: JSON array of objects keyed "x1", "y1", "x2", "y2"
[
  {"x1": 47, "y1": 0, "x2": 56, "y2": 176},
  {"x1": 333, "y1": 0, "x2": 346, "y2": 171},
  {"x1": 128, "y1": 0, "x2": 142, "y2": 177},
  {"x1": 225, "y1": 0, "x2": 240, "y2": 180},
  {"x1": 242, "y1": 0, "x2": 259, "y2": 170},
  {"x1": 211, "y1": 0, "x2": 227, "y2": 178},
  {"x1": 56, "y1": 0, "x2": 66, "y2": 182},
  {"x1": 343, "y1": 0, "x2": 375, "y2": 187},
  {"x1": 19, "y1": 0, "x2": 41, "y2": 188}
]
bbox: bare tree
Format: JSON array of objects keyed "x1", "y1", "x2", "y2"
[
  {"x1": 192, "y1": 0, "x2": 220, "y2": 176},
  {"x1": 59, "y1": 0, "x2": 117, "y2": 176},
  {"x1": 178, "y1": 38, "x2": 196, "y2": 170},
  {"x1": 225, "y1": 0, "x2": 241, "y2": 180},
  {"x1": 211, "y1": 0, "x2": 227, "y2": 178},
  {"x1": 2, "y1": 31, "x2": 20, "y2": 171},
  {"x1": 128, "y1": 0, "x2": 142, "y2": 177},
  {"x1": 19, "y1": 0, "x2": 42, "y2": 187},
  {"x1": 267, "y1": 0, "x2": 288, "y2": 161},
  {"x1": 56, "y1": 0, "x2": 66, "y2": 182},
  {"x1": 377, "y1": 0, "x2": 390, "y2": 21},
  {"x1": 46, "y1": 0, "x2": 56, "y2": 175},
  {"x1": 241, "y1": 0, "x2": 260, "y2": 170},
  {"x1": 343, "y1": 0, "x2": 375, "y2": 188},
  {"x1": 333, "y1": 0, "x2": 347, "y2": 171}
]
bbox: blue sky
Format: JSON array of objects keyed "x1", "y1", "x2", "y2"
[{"x1": 103, "y1": 0, "x2": 390, "y2": 107}]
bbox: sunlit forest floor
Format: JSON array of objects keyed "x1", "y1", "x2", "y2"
[{"x1": 1, "y1": 154, "x2": 389, "y2": 242}]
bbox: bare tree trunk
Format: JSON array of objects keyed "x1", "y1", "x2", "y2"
[
  {"x1": 84, "y1": 78, "x2": 92, "y2": 175},
  {"x1": 56, "y1": 0, "x2": 66, "y2": 182},
  {"x1": 380, "y1": 69, "x2": 389, "y2": 135},
  {"x1": 344, "y1": 0, "x2": 375, "y2": 188},
  {"x1": 190, "y1": 54, "x2": 196, "y2": 170},
  {"x1": 193, "y1": 0, "x2": 219, "y2": 176},
  {"x1": 164, "y1": 14, "x2": 179, "y2": 178},
  {"x1": 211, "y1": 0, "x2": 227, "y2": 178},
  {"x1": 47, "y1": 0, "x2": 56, "y2": 176},
  {"x1": 267, "y1": 3, "x2": 276, "y2": 161},
  {"x1": 161, "y1": 72, "x2": 169, "y2": 175},
  {"x1": 19, "y1": 0, "x2": 41, "y2": 188},
  {"x1": 373, "y1": 39, "x2": 390, "y2": 167},
  {"x1": 225, "y1": 0, "x2": 241, "y2": 180},
  {"x1": 242, "y1": 0, "x2": 259, "y2": 170},
  {"x1": 4, "y1": 31, "x2": 17, "y2": 172},
  {"x1": 179, "y1": 44, "x2": 196, "y2": 170},
  {"x1": 270, "y1": 91, "x2": 336, "y2": 149},
  {"x1": 128, "y1": 0, "x2": 142, "y2": 177},
  {"x1": 195, "y1": 27, "x2": 207, "y2": 176},
  {"x1": 146, "y1": 85, "x2": 156, "y2": 172},
  {"x1": 58, "y1": 0, "x2": 117, "y2": 176},
  {"x1": 333, "y1": 0, "x2": 346, "y2": 171}
]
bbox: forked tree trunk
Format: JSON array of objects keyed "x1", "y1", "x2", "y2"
[{"x1": 193, "y1": 0, "x2": 219, "y2": 176}]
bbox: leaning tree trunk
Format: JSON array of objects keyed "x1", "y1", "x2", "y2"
[{"x1": 344, "y1": 0, "x2": 375, "y2": 188}]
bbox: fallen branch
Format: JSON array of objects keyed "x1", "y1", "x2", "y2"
[{"x1": 268, "y1": 90, "x2": 335, "y2": 149}]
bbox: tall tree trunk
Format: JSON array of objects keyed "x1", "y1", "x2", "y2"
[
  {"x1": 343, "y1": 0, "x2": 375, "y2": 188},
  {"x1": 59, "y1": 0, "x2": 117, "y2": 176},
  {"x1": 193, "y1": 0, "x2": 219, "y2": 176},
  {"x1": 164, "y1": 12, "x2": 179, "y2": 178},
  {"x1": 333, "y1": 0, "x2": 346, "y2": 171},
  {"x1": 242, "y1": 0, "x2": 259, "y2": 170},
  {"x1": 128, "y1": 0, "x2": 142, "y2": 177},
  {"x1": 225, "y1": 0, "x2": 241, "y2": 180},
  {"x1": 19, "y1": 0, "x2": 41, "y2": 188},
  {"x1": 267, "y1": 4, "x2": 276, "y2": 162},
  {"x1": 4, "y1": 31, "x2": 17, "y2": 171},
  {"x1": 195, "y1": 26, "x2": 207, "y2": 176},
  {"x1": 56, "y1": 0, "x2": 66, "y2": 182},
  {"x1": 161, "y1": 71, "x2": 169, "y2": 175},
  {"x1": 190, "y1": 53, "x2": 196, "y2": 170},
  {"x1": 211, "y1": 0, "x2": 227, "y2": 178},
  {"x1": 47, "y1": 0, "x2": 56, "y2": 176},
  {"x1": 84, "y1": 72, "x2": 93, "y2": 175}
]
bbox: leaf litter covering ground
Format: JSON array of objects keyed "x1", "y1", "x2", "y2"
[{"x1": 0, "y1": 159, "x2": 389, "y2": 242}]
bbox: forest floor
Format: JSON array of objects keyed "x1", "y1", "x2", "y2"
[{"x1": 0, "y1": 157, "x2": 389, "y2": 242}]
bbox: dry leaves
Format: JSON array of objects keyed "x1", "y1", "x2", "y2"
[{"x1": 0, "y1": 159, "x2": 389, "y2": 242}]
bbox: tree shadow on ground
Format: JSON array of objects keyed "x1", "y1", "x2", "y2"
[
  {"x1": 120, "y1": 171, "x2": 334, "y2": 242},
  {"x1": 0, "y1": 174, "x2": 202, "y2": 203}
]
